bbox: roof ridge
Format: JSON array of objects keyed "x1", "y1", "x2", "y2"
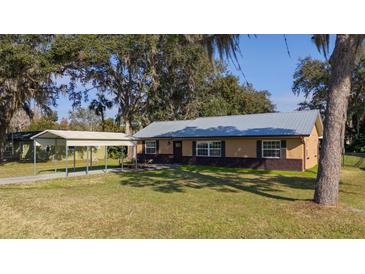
[
  {"x1": 151, "y1": 119, "x2": 195, "y2": 124},
  {"x1": 195, "y1": 109, "x2": 319, "y2": 120}
]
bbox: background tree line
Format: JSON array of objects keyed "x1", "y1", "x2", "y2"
[
  {"x1": 293, "y1": 55, "x2": 365, "y2": 152},
  {"x1": 0, "y1": 34, "x2": 274, "y2": 159}
]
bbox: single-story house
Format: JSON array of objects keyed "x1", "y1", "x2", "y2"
[{"x1": 134, "y1": 110, "x2": 323, "y2": 171}]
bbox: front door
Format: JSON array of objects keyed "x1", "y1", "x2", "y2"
[{"x1": 173, "y1": 141, "x2": 182, "y2": 163}]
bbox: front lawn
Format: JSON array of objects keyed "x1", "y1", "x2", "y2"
[
  {"x1": 0, "y1": 158, "x2": 121, "y2": 178},
  {"x1": 0, "y1": 164, "x2": 364, "y2": 238}
]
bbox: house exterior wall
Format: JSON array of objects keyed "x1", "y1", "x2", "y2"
[
  {"x1": 286, "y1": 139, "x2": 304, "y2": 160},
  {"x1": 304, "y1": 125, "x2": 319, "y2": 169},
  {"x1": 159, "y1": 139, "x2": 173, "y2": 154},
  {"x1": 136, "y1": 139, "x2": 173, "y2": 154},
  {"x1": 182, "y1": 140, "x2": 192, "y2": 156},
  {"x1": 137, "y1": 142, "x2": 143, "y2": 154},
  {"x1": 137, "y1": 134, "x2": 314, "y2": 171},
  {"x1": 225, "y1": 138, "x2": 257, "y2": 158},
  {"x1": 181, "y1": 137, "x2": 303, "y2": 159}
]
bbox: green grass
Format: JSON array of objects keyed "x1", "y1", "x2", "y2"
[
  {"x1": 344, "y1": 154, "x2": 365, "y2": 169},
  {"x1": 0, "y1": 162, "x2": 364, "y2": 238},
  {"x1": 0, "y1": 158, "x2": 122, "y2": 178}
]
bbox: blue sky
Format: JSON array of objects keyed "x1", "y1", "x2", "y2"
[{"x1": 53, "y1": 34, "x2": 335, "y2": 121}]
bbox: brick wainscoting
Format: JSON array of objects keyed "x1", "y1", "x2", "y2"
[
  {"x1": 181, "y1": 156, "x2": 303, "y2": 171},
  {"x1": 137, "y1": 154, "x2": 175, "y2": 164},
  {"x1": 137, "y1": 154, "x2": 303, "y2": 171}
]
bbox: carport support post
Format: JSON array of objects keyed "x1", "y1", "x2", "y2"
[
  {"x1": 121, "y1": 148, "x2": 124, "y2": 171},
  {"x1": 73, "y1": 147, "x2": 76, "y2": 172},
  {"x1": 105, "y1": 146, "x2": 108, "y2": 172},
  {"x1": 33, "y1": 140, "x2": 36, "y2": 176},
  {"x1": 90, "y1": 148, "x2": 93, "y2": 169},
  {"x1": 86, "y1": 146, "x2": 89, "y2": 174},
  {"x1": 65, "y1": 145, "x2": 68, "y2": 176}
]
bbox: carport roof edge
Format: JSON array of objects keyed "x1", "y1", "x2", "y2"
[{"x1": 31, "y1": 129, "x2": 136, "y2": 141}]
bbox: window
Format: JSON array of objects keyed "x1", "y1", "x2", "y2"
[
  {"x1": 4, "y1": 143, "x2": 13, "y2": 157},
  {"x1": 145, "y1": 140, "x2": 156, "y2": 154},
  {"x1": 197, "y1": 142, "x2": 209, "y2": 156},
  {"x1": 262, "y1": 140, "x2": 281, "y2": 158},
  {"x1": 196, "y1": 141, "x2": 221, "y2": 157},
  {"x1": 5, "y1": 143, "x2": 13, "y2": 153}
]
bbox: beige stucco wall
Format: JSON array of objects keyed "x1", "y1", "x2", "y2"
[
  {"x1": 304, "y1": 125, "x2": 319, "y2": 169},
  {"x1": 138, "y1": 137, "x2": 310, "y2": 164},
  {"x1": 137, "y1": 142, "x2": 143, "y2": 154},
  {"x1": 181, "y1": 137, "x2": 304, "y2": 159},
  {"x1": 159, "y1": 139, "x2": 173, "y2": 154},
  {"x1": 182, "y1": 140, "x2": 193, "y2": 156},
  {"x1": 286, "y1": 139, "x2": 303, "y2": 160},
  {"x1": 181, "y1": 138, "x2": 258, "y2": 157},
  {"x1": 225, "y1": 138, "x2": 256, "y2": 157}
]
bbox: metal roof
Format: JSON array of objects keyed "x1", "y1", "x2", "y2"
[
  {"x1": 31, "y1": 130, "x2": 137, "y2": 147},
  {"x1": 7, "y1": 131, "x2": 41, "y2": 141},
  {"x1": 134, "y1": 110, "x2": 323, "y2": 139}
]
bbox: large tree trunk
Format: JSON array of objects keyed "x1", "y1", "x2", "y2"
[
  {"x1": 101, "y1": 112, "x2": 105, "y2": 132},
  {"x1": 124, "y1": 119, "x2": 134, "y2": 160},
  {"x1": 124, "y1": 119, "x2": 132, "y2": 135},
  {"x1": 314, "y1": 34, "x2": 363, "y2": 205},
  {"x1": 0, "y1": 124, "x2": 7, "y2": 162}
]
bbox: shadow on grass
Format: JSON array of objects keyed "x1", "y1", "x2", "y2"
[{"x1": 119, "y1": 166, "x2": 316, "y2": 201}]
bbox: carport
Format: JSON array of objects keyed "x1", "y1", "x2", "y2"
[{"x1": 31, "y1": 130, "x2": 137, "y2": 176}]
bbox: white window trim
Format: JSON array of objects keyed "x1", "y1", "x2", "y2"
[
  {"x1": 196, "y1": 141, "x2": 221, "y2": 157},
  {"x1": 262, "y1": 140, "x2": 281, "y2": 159},
  {"x1": 145, "y1": 140, "x2": 157, "y2": 154}
]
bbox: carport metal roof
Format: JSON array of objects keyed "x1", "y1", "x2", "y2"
[
  {"x1": 31, "y1": 130, "x2": 137, "y2": 147},
  {"x1": 30, "y1": 130, "x2": 137, "y2": 177}
]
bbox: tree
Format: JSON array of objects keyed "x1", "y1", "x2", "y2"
[
  {"x1": 313, "y1": 34, "x2": 365, "y2": 205},
  {"x1": 9, "y1": 109, "x2": 31, "y2": 132},
  {"x1": 68, "y1": 107, "x2": 101, "y2": 131},
  {"x1": 293, "y1": 56, "x2": 365, "y2": 148},
  {"x1": 0, "y1": 35, "x2": 60, "y2": 160},
  {"x1": 51, "y1": 35, "x2": 155, "y2": 135},
  {"x1": 183, "y1": 35, "x2": 241, "y2": 67},
  {"x1": 52, "y1": 35, "x2": 226, "y2": 132},
  {"x1": 89, "y1": 92, "x2": 113, "y2": 131},
  {"x1": 26, "y1": 110, "x2": 59, "y2": 131},
  {"x1": 103, "y1": 118, "x2": 123, "y2": 132},
  {"x1": 198, "y1": 75, "x2": 274, "y2": 117},
  {"x1": 144, "y1": 36, "x2": 216, "y2": 123},
  {"x1": 58, "y1": 117, "x2": 69, "y2": 130},
  {"x1": 292, "y1": 57, "x2": 330, "y2": 115}
]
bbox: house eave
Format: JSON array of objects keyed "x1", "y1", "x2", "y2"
[{"x1": 135, "y1": 134, "x2": 311, "y2": 140}]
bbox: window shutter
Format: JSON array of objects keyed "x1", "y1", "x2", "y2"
[
  {"x1": 156, "y1": 140, "x2": 159, "y2": 154},
  {"x1": 281, "y1": 140, "x2": 287, "y2": 148},
  {"x1": 192, "y1": 141, "x2": 196, "y2": 156},
  {"x1": 256, "y1": 140, "x2": 262, "y2": 158},
  {"x1": 221, "y1": 141, "x2": 225, "y2": 157},
  {"x1": 142, "y1": 140, "x2": 145, "y2": 155},
  {"x1": 281, "y1": 140, "x2": 287, "y2": 159}
]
